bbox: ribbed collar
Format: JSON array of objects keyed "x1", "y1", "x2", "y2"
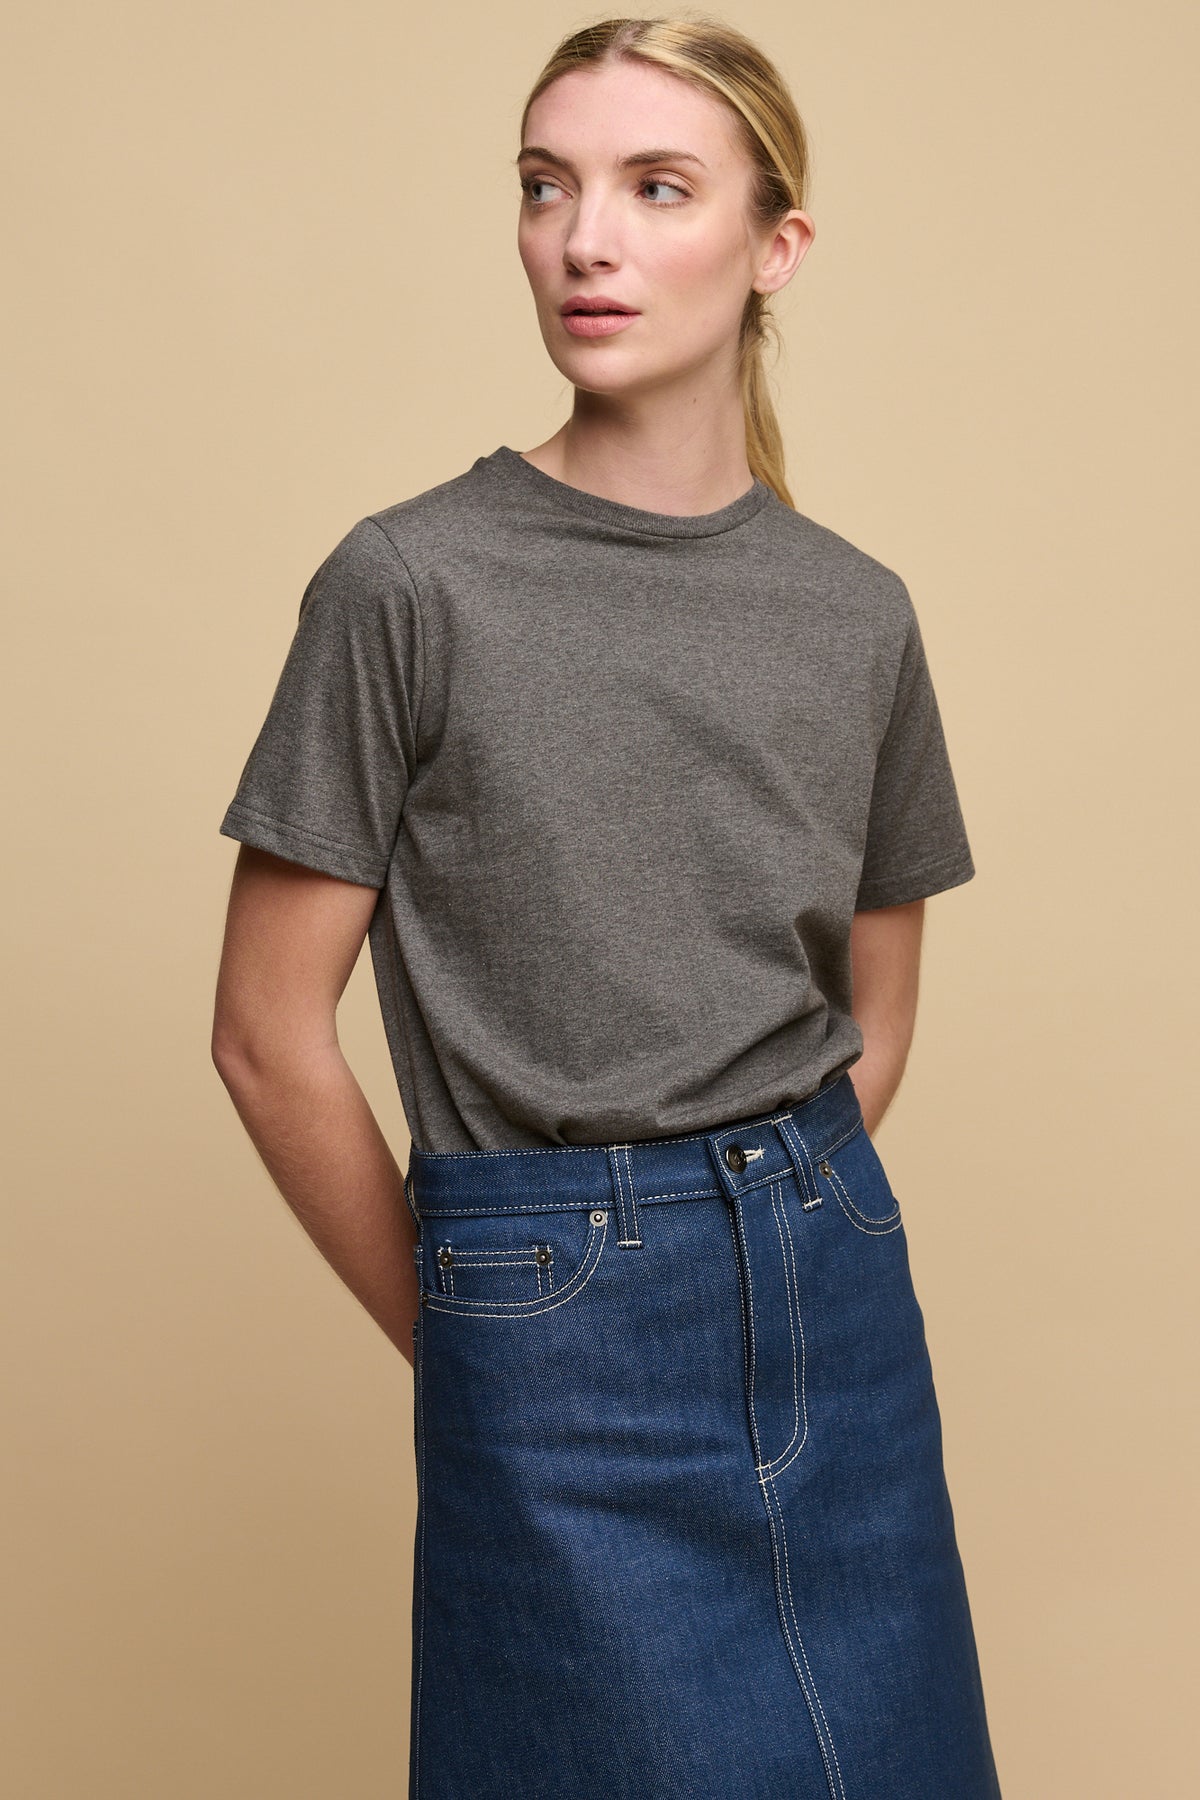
[{"x1": 478, "y1": 444, "x2": 774, "y2": 540}]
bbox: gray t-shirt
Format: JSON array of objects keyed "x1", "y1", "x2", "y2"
[{"x1": 219, "y1": 445, "x2": 975, "y2": 1151}]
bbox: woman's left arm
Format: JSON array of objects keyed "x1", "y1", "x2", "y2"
[{"x1": 847, "y1": 898, "x2": 925, "y2": 1137}]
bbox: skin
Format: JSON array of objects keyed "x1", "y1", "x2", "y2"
[
  {"x1": 515, "y1": 57, "x2": 814, "y2": 515},
  {"x1": 212, "y1": 57, "x2": 923, "y2": 1370}
]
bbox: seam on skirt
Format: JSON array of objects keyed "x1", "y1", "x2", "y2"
[{"x1": 760, "y1": 1470, "x2": 847, "y2": 1800}]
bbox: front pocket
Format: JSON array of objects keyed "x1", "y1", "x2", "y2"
[
  {"x1": 417, "y1": 1204, "x2": 609, "y2": 1319},
  {"x1": 815, "y1": 1123, "x2": 903, "y2": 1233}
]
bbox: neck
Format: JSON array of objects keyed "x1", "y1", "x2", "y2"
[{"x1": 521, "y1": 399, "x2": 754, "y2": 517}]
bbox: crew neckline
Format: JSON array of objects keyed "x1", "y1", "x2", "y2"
[{"x1": 483, "y1": 444, "x2": 773, "y2": 539}]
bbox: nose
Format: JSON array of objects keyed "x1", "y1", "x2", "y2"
[{"x1": 561, "y1": 194, "x2": 621, "y2": 274}]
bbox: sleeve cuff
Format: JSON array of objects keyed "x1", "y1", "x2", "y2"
[
  {"x1": 854, "y1": 850, "x2": 976, "y2": 911},
  {"x1": 219, "y1": 803, "x2": 388, "y2": 889}
]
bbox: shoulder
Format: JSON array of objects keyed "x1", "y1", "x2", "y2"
[
  {"x1": 757, "y1": 495, "x2": 915, "y2": 645},
  {"x1": 364, "y1": 460, "x2": 497, "y2": 576},
  {"x1": 300, "y1": 459, "x2": 496, "y2": 609}
]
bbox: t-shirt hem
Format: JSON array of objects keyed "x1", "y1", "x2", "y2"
[
  {"x1": 219, "y1": 803, "x2": 387, "y2": 888},
  {"x1": 854, "y1": 851, "x2": 976, "y2": 910}
]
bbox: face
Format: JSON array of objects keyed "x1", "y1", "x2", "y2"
[{"x1": 516, "y1": 58, "x2": 812, "y2": 400}]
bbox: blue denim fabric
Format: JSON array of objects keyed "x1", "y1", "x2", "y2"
[{"x1": 405, "y1": 1073, "x2": 1002, "y2": 1799}]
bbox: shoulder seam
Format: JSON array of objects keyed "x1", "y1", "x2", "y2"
[{"x1": 360, "y1": 515, "x2": 428, "y2": 752}]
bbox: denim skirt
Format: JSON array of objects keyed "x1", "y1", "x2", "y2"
[{"x1": 404, "y1": 1073, "x2": 1002, "y2": 1799}]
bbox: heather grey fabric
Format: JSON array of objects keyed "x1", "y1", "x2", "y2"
[{"x1": 219, "y1": 446, "x2": 975, "y2": 1151}]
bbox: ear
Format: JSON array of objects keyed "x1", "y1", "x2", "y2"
[{"x1": 752, "y1": 209, "x2": 816, "y2": 298}]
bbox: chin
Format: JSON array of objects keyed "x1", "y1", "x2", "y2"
[
  {"x1": 544, "y1": 341, "x2": 683, "y2": 393},
  {"x1": 543, "y1": 347, "x2": 637, "y2": 384}
]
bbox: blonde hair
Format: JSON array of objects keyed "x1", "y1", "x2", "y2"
[{"x1": 518, "y1": 12, "x2": 811, "y2": 510}]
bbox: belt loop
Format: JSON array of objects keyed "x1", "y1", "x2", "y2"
[
  {"x1": 605, "y1": 1144, "x2": 643, "y2": 1249},
  {"x1": 774, "y1": 1115, "x2": 821, "y2": 1208}
]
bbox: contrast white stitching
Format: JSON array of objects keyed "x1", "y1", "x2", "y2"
[
  {"x1": 756, "y1": 1180, "x2": 809, "y2": 1478},
  {"x1": 823, "y1": 1161, "x2": 902, "y2": 1232},
  {"x1": 760, "y1": 1473, "x2": 848, "y2": 1800},
  {"x1": 729, "y1": 1197, "x2": 765, "y2": 1477},
  {"x1": 436, "y1": 1243, "x2": 550, "y2": 1300},
  {"x1": 619, "y1": 1142, "x2": 642, "y2": 1246},
  {"x1": 421, "y1": 1217, "x2": 607, "y2": 1318},
  {"x1": 416, "y1": 1184, "x2": 723, "y2": 1215},
  {"x1": 728, "y1": 1201, "x2": 758, "y2": 1469},
  {"x1": 731, "y1": 1185, "x2": 842, "y2": 1796}
]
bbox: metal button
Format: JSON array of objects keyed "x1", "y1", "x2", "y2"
[
  {"x1": 725, "y1": 1144, "x2": 747, "y2": 1173},
  {"x1": 590, "y1": 1209, "x2": 607, "y2": 1225},
  {"x1": 535, "y1": 1247, "x2": 552, "y2": 1264},
  {"x1": 437, "y1": 1247, "x2": 453, "y2": 1266}
]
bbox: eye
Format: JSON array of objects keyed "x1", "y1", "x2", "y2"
[
  {"x1": 518, "y1": 174, "x2": 692, "y2": 209},
  {"x1": 519, "y1": 175, "x2": 566, "y2": 207},
  {"x1": 639, "y1": 178, "x2": 690, "y2": 206}
]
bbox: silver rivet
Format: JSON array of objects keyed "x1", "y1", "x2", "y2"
[
  {"x1": 590, "y1": 1209, "x2": 606, "y2": 1225},
  {"x1": 535, "y1": 1246, "x2": 552, "y2": 1264}
]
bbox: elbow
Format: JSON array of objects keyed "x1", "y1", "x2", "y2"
[
  {"x1": 211, "y1": 999, "x2": 338, "y2": 1096},
  {"x1": 211, "y1": 1001, "x2": 278, "y2": 1095},
  {"x1": 211, "y1": 1015, "x2": 255, "y2": 1093}
]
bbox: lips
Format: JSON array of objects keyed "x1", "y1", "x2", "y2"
[{"x1": 561, "y1": 295, "x2": 639, "y2": 315}]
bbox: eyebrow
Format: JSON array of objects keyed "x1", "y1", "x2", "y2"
[{"x1": 514, "y1": 145, "x2": 708, "y2": 172}]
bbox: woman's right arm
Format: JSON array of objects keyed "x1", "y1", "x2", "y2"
[{"x1": 211, "y1": 844, "x2": 419, "y2": 1366}]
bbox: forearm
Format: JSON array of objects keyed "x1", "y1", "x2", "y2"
[
  {"x1": 215, "y1": 1038, "x2": 419, "y2": 1363},
  {"x1": 847, "y1": 1016, "x2": 911, "y2": 1139},
  {"x1": 847, "y1": 898, "x2": 923, "y2": 1138}
]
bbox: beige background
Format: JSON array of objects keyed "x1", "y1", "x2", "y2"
[{"x1": 5, "y1": 2, "x2": 1196, "y2": 1794}]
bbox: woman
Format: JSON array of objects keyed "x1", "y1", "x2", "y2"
[{"x1": 213, "y1": 16, "x2": 1003, "y2": 1799}]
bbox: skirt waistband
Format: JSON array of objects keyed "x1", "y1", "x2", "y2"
[{"x1": 405, "y1": 1072, "x2": 865, "y2": 1223}]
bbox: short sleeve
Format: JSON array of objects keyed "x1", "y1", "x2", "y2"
[
  {"x1": 218, "y1": 516, "x2": 422, "y2": 888},
  {"x1": 854, "y1": 589, "x2": 976, "y2": 910}
]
